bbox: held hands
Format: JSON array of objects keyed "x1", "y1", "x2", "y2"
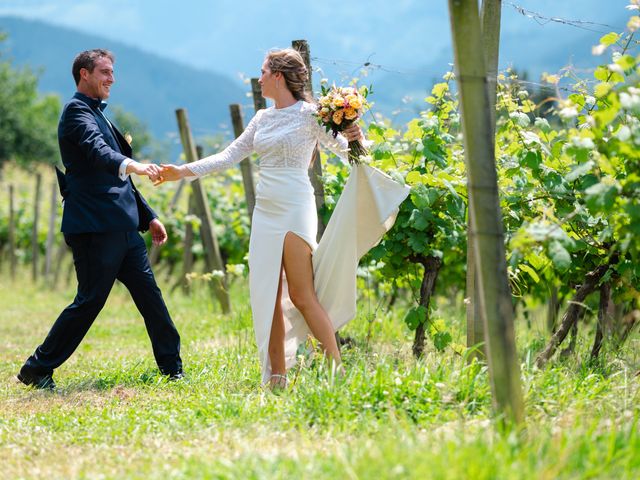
[
  {"x1": 127, "y1": 161, "x2": 162, "y2": 182},
  {"x1": 153, "y1": 164, "x2": 192, "y2": 186},
  {"x1": 149, "y1": 218, "x2": 168, "y2": 246}
]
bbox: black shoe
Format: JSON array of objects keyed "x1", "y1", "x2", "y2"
[
  {"x1": 17, "y1": 366, "x2": 56, "y2": 390},
  {"x1": 167, "y1": 370, "x2": 185, "y2": 381}
]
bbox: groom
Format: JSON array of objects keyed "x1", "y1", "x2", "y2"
[{"x1": 17, "y1": 49, "x2": 183, "y2": 389}]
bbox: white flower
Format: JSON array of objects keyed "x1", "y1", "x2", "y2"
[
  {"x1": 226, "y1": 264, "x2": 246, "y2": 276},
  {"x1": 422, "y1": 116, "x2": 438, "y2": 130},
  {"x1": 535, "y1": 117, "x2": 550, "y2": 132},
  {"x1": 571, "y1": 136, "x2": 595, "y2": 149},
  {"x1": 210, "y1": 270, "x2": 225, "y2": 279},
  {"x1": 608, "y1": 63, "x2": 624, "y2": 74},
  {"x1": 585, "y1": 95, "x2": 596, "y2": 107},
  {"x1": 620, "y1": 92, "x2": 640, "y2": 111},
  {"x1": 522, "y1": 131, "x2": 541, "y2": 146},
  {"x1": 559, "y1": 106, "x2": 579, "y2": 120},
  {"x1": 616, "y1": 125, "x2": 632, "y2": 141},
  {"x1": 510, "y1": 111, "x2": 530, "y2": 127}
]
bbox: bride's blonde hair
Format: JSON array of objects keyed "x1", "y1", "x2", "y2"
[{"x1": 265, "y1": 48, "x2": 313, "y2": 102}]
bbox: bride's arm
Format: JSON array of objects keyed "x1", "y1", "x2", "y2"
[
  {"x1": 161, "y1": 110, "x2": 263, "y2": 181},
  {"x1": 313, "y1": 119, "x2": 350, "y2": 163}
]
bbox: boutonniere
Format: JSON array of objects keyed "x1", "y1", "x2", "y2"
[{"x1": 124, "y1": 132, "x2": 133, "y2": 146}]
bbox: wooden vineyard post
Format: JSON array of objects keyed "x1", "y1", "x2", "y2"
[
  {"x1": 448, "y1": 0, "x2": 524, "y2": 425},
  {"x1": 9, "y1": 184, "x2": 16, "y2": 280},
  {"x1": 229, "y1": 104, "x2": 257, "y2": 220},
  {"x1": 181, "y1": 192, "x2": 196, "y2": 295},
  {"x1": 292, "y1": 39, "x2": 326, "y2": 240},
  {"x1": 467, "y1": 0, "x2": 502, "y2": 360},
  {"x1": 175, "y1": 108, "x2": 231, "y2": 313},
  {"x1": 44, "y1": 180, "x2": 58, "y2": 279},
  {"x1": 149, "y1": 179, "x2": 186, "y2": 265},
  {"x1": 32, "y1": 173, "x2": 42, "y2": 283}
]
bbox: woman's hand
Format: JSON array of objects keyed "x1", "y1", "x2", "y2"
[
  {"x1": 154, "y1": 164, "x2": 191, "y2": 186},
  {"x1": 343, "y1": 123, "x2": 364, "y2": 142}
]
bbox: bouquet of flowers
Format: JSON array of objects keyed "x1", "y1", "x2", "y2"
[{"x1": 316, "y1": 84, "x2": 369, "y2": 165}]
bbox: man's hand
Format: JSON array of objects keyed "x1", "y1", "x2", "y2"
[
  {"x1": 148, "y1": 218, "x2": 168, "y2": 246},
  {"x1": 127, "y1": 161, "x2": 162, "y2": 182}
]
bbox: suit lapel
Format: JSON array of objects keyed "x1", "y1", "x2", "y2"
[
  {"x1": 111, "y1": 124, "x2": 133, "y2": 158},
  {"x1": 93, "y1": 110, "x2": 132, "y2": 158}
]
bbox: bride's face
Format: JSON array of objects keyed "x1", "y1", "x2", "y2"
[{"x1": 258, "y1": 58, "x2": 278, "y2": 99}]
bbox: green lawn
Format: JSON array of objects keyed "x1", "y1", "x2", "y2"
[{"x1": 1, "y1": 272, "x2": 638, "y2": 479}]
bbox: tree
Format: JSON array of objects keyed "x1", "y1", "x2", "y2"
[
  {"x1": 0, "y1": 33, "x2": 60, "y2": 170},
  {"x1": 111, "y1": 106, "x2": 153, "y2": 160}
]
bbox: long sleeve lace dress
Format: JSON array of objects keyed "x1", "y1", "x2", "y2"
[{"x1": 186, "y1": 100, "x2": 409, "y2": 383}]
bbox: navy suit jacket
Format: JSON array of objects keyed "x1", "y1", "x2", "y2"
[{"x1": 57, "y1": 92, "x2": 156, "y2": 233}]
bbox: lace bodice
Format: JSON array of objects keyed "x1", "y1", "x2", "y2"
[{"x1": 187, "y1": 101, "x2": 349, "y2": 176}]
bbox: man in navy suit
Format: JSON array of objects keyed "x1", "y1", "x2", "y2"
[{"x1": 17, "y1": 49, "x2": 183, "y2": 389}]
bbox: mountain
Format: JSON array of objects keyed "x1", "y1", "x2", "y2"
[
  {"x1": 1, "y1": 5, "x2": 632, "y2": 138},
  {"x1": 371, "y1": 9, "x2": 631, "y2": 122},
  {"x1": 0, "y1": 16, "x2": 247, "y2": 143}
]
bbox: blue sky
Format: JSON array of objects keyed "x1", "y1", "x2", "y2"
[{"x1": 0, "y1": 0, "x2": 631, "y2": 83}]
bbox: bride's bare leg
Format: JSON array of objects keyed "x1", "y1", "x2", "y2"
[
  {"x1": 268, "y1": 265, "x2": 287, "y2": 387},
  {"x1": 282, "y1": 232, "x2": 342, "y2": 366}
]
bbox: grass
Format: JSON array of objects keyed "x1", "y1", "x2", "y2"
[{"x1": 1, "y1": 270, "x2": 639, "y2": 479}]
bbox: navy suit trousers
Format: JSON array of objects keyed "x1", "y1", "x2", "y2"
[{"x1": 24, "y1": 231, "x2": 182, "y2": 376}]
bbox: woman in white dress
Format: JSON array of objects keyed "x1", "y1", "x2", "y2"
[{"x1": 158, "y1": 49, "x2": 409, "y2": 388}]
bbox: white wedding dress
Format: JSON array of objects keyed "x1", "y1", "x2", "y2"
[{"x1": 186, "y1": 100, "x2": 410, "y2": 383}]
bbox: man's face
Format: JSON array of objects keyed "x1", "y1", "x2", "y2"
[{"x1": 81, "y1": 57, "x2": 114, "y2": 100}]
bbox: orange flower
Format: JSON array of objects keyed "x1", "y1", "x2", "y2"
[
  {"x1": 344, "y1": 107, "x2": 358, "y2": 120},
  {"x1": 332, "y1": 109, "x2": 344, "y2": 125},
  {"x1": 346, "y1": 94, "x2": 362, "y2": 110}
]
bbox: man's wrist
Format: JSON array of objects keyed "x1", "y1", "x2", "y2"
[
  {"x1": 119, "y1": 158, "x2": 134, "y2": 180},
  {"x1": 125, "y1": 159, "x2": 140, "y2": 174}
]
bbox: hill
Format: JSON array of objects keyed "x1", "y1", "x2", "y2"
[{"x1": 0, "y1": 16, "x2": 247, "y2": 144}]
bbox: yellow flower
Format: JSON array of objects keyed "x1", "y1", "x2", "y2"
[
  {"x1": 332, "y1": 95, "x2": 345, "y2": 108},
  {"x1": 332, "y1": 109, "x2": 344, "y2": 125},
  {"x1": 319, "y1": 96, "x2": 331, "y2": 107},
  {"x1": 346, "y1": 94, "x2": 362, "y2": 110},
  {"x1": 320, "y1": 107, "x2": 330, "y2": 115},
  {"x1": 344, "y1": 107, "x2": 358, "y2": 120}
]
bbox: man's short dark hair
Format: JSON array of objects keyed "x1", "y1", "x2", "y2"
[{"x1": 72, "y1": 49, "x2": 115, "y2": 85}]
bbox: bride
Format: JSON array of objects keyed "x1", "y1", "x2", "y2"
[{"x1": 157, "y1": 48, "x2": 409, "y2": 388}]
